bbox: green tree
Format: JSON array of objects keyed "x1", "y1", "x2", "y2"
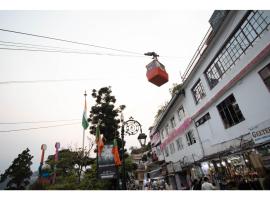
[
  {"x1": 0, "y1": 148, "x2": 33, "y2": 190},
  {"x1": 169, "y1": 83, "x2": 183, "y2": 97},
  {"x1": 89, "y1": 86, "x2": 125, "y2": 143},
  {"x1": 45, "y1": 148, "x2": 95, "y2": 183}
]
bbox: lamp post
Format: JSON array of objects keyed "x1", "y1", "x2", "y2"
[{"x1": 120, "y1": 115, "x2": 147, "y2": 190}]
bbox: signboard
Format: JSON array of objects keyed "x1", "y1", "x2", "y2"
[
  {"x1": 98, "y1": 144, "x2": 117, "y2": 179},
  {"x1": 250, "y1": 119, "x2": 270, "y2": 144}
]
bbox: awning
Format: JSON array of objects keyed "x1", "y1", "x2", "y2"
[{"x1": 148, "y1": 167, "x2": 162, "y2": 179}]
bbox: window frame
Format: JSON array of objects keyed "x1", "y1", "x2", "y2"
[
  {"x1": 185, "y1": 130, "x2": 196, "y2": 146},
  {"x1": 170, "y1": 116, "x2": 176, "y2": 129},
  {"x1": 258, "y1": 63, "x2": 270, "y2": 92},
  {"x1": 177, "y1": 106, "x2": 185, "y2": 121},
  {"x1": 176, "y1": 137, "x2": 184, "y2": 150},
  {"x1": 216, "y1": 94, "x2": 245, "y2": 129},
  {"x1": 169, "y1": 143, "x2": 176, "y2": 154},
  {"x1": 204, "y1": 10, "x2": 270, "y2": 89},
  {"x1": 191, "y1": 79, "x2": 206, "y2": 104},
  {"x1": 165, "y1": 124, "x2": 169, "y2": 136}
]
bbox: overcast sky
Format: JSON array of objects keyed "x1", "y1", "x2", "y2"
[{"x1": 0, "y1": 10, "x2": 213, "y2": 172}]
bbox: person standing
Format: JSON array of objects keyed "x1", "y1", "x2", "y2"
[{"x1": 201, "y1": 177, "x2": 216, "y2": 190}]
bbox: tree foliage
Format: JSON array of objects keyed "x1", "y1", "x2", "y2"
[
  {"x1": 88, "y1": 86, "x2": 125, "y2": 143},
  {"x1": 169, "y1": 83, "x2": 183, "y2": 97},
  {"x1": 0, "y1": 148, "x2": 33, "y2": 190}
]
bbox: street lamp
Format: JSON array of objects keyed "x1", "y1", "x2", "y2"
[
  {"x1": 120, "y1": 115, "x2": 146, "y2": 190},
  {"x1": 137, "y1": 133, "x2": 147, "y2": 147}
]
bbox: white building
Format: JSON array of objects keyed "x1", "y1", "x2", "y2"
[{"x1": 150, "y1": 10, "x2": 270, "y2": 189}]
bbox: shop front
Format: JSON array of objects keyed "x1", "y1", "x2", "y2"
[{"x1": 166, "y1": 162, "x2": 177, "y2": 190}]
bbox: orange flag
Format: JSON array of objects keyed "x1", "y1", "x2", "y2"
[
  {"x1": 96, "y1": 122, "x2": 104, "y2": 156},
  {"x1": 112, "y1": 138, "x2": 121, "y2": 166}
]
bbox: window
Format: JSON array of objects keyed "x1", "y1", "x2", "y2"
[
  {"x1": 217, "y1": 94, "x2": 245, "y2": 129},
  {"x1": 195, "y1": 113, "x2": 211, "y2": 127},
  {"x1": 177, "y1": 106, "x2": 185, "y2": 121},
  {"x1": 157, "y1": 146, "x2": 161, "y2": 156},
  {"x1": 192, "y1": 79, "x2": 206, "y2": 104},
  {"x1": 259, "y1": 64, "x2": 270, "y2": 91},
  {"x1": 169, "y1": 143, "x2": 175, "y2": 154},
  {"x1": 176, "y1": 137, "x2": 184, "y2": 150},
  {"x1": 165, "y1": 124, "x2": 169, "y2": 136},
  {"x1": 185, "y1": 130, "x2": 196, "y2": 146},
  {"x1": 165, "y1": 146, "x2": 169, "y2": 157},
  {"x1": 160, "y1": 129, "x2": 164, "y2": 139},
  {"x1": 170, "y1": 116, "x2": 176, "y2": 129},
  {"x1": 205, "y1": 10, "x2": 270, "y2": 88}
]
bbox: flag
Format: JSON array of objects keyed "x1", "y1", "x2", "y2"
[
  {"x1": 112, "y1": 138, "x2": 121, "y2": 166},
  {"x1": 82, "y1": 98, "x2": 89, "y2": 130},
  {"x1": 96, "y1": 122, "x2": 104, "y2": 156}
]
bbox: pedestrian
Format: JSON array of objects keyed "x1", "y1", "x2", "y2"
[
  {"x1": 165, "y1": 182, "x2": 172, "y2": 190},
  {"x1": 263, "y1": 169, "x2": 270, "y2": 190},
  {"x1": 191, "y1": 179, "x2": 201, "y2": 190},
  {"x1": 238, "y1": 176, "x2": 252, "y2": 190},
  {"x1": 201, "y1": 177, "x2": 216, "y2": 190}
]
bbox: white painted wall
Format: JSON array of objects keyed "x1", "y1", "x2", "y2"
[{"x1": 151, "y1": 10, "x2": 270, "y2": 163}]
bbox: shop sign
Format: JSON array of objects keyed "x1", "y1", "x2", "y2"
[
  {"x1": 250, "y1": 119, "x2": 270, "y2": 144},
  {"x1": 98, "y1": 144, "x2": 117, "y2": 179},
  {"x1": 173, "y1": 161, "x2": 182, "y2": 172}
]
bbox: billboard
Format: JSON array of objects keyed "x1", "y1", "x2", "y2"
[{"x1": 98, "y1": 144, "x2": 117, "y2": 179}]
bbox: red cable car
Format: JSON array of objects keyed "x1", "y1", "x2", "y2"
[{"x1": 145, "y1": 52, "x2": 168, "y2": 87}]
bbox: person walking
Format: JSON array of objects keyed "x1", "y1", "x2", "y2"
[
  {"x1": 191, "y1": 179, "x2": 201, "y2": 190},
  {"x1": 201, "y1": 177, "x2": 216, "y2": 190}
]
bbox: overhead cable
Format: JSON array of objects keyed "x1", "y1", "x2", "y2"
[
  {"x1": 0, "y1": 122, "x2": 79, "y2": 133},
  {"x1": 0, "y1": 28, "x2": 143, "y2": 55},
  {"x1": 0, "y1": 119, "x2": 80, "y2": 125}
]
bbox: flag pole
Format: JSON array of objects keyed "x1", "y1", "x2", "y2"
[{"x1": 82, "y1": 90, "x2": 87, "y2": 157}]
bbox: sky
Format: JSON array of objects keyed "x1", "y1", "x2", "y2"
[{"x1": 0, "y1": 10, "x2": 213, "y2": 173}]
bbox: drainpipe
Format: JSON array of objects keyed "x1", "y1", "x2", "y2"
[{"x1": 192, "y1": 119, "x2": 205, "y2": 159}]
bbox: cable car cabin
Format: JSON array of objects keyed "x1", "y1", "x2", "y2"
[{"x1": 146, "y1": 59, "x2": 168, "y2": 87}]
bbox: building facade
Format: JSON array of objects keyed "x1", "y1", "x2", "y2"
[{"x1": 149, "y1": 10, "x2": 270, "y2": 190}]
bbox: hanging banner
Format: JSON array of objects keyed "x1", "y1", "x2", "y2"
[
  {"x1": 98, "y1": 144, "x2": 117, "y2": 179},
  {"x1": 250, "y1": 119, "x2": 270, "y2": 144}
]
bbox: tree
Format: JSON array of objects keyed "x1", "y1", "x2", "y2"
[
  {"x1": 45, "y1": 148, "x2": 95, "y2": 184},
  {"x1": 169, "y1": 83, "x2": 183, "y2": 97},
  {"x1": 154, "y1": 101, "x2": 169, "y2": 121},
  {"x1": 0, "y1": 148, "x2": 33, "y2": 190},
  {"x1": 89, "y1": 86, "x2": 125, "y2": 144}
]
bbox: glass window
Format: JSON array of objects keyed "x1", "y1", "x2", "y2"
[
  {"x1": 177, "y1": 106, "x2": 185, "y2": 121},
  {"x1": 165, "y1": 124, "x2": 169, "y2": 136},
  {"x1": 176, "y1": 137, "x2": 184, "y2": 150},
  {"x1": 259, "y1": 64, "x2": 270, "y2": 91},
  {"x1": 157, "y1": 146, "x2": 161, "y2": 156},
  {"x1": 217, "y1": 94, "x2": 245, "y2": 129},
  {"x1": 169, "y1": 143, "x2": 175, "y2": 154},
  {"x1": 192, "y1": 79, "x2": 206, "y2": 104},
  {"x1": 170, "y1": 116, "x2": 176, "y2": 129},
  {"x1": 185, "y1": 130, "x2": 196, "y2": 146},
  {"x1": 160, "y1": 129, "x2": 164, "y2": 139},
  {"x1": 165, "y1": 146, "x2": 169, "y2": 157},
  {"x1": 205, "y1": 10, "x2": 270, "y2": 89}
]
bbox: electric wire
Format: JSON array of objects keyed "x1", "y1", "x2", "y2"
[
  {"x1": 0, "y1": 119, "x2": 80, "y2": 125},
  {"x1": 0, "y1": 30, "x2": 185, "y2": 59},
  {"x1": 0, "y1": 45, "x2": 144, "y2": 58},
  {"x1": 0, "y1": 28, "x2": 143, "y2": 55},
  {"x1": 0, "y1": 122, "x2": 79, "y2": 133}
]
